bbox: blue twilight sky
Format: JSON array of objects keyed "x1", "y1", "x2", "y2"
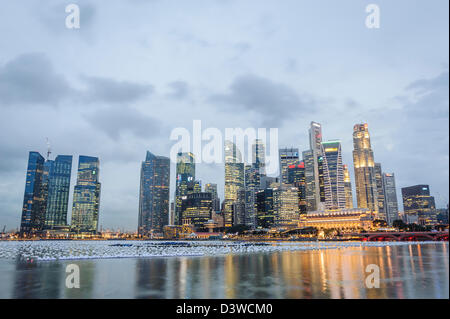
[{"x1": 0, "y1": 0, "x2": 448, "y2": 231}]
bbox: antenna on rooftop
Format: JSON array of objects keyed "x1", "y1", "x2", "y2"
[{"x1": 46, "y1": 137, "x2": 52, "y2": 161}]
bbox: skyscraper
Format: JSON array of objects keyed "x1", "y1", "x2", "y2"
[
  {"x1": 205, "y1": 183, "x2": 220, "y2": 212},
  {"x1": 374, "y1": 163, "x2": 386, "y2": 220},
  {"x1": 252, "y1": 139, "x2": 266, "y2": 176},
  {"x1": 174, "y1": 152, "x2": 195, "y2": 225},
  {"x1": 181, "y1": 192, "x2": 212, "y2": 229},
  {"x1": 343, "y1": 165, "x2": 353, "y2": 209},
  {"x1": 20, "y1": 152, "x2": 46, "y2": 235},
  {"x1": 71, "y1": 156, "x2": 101, "y2": 234},
  {"x1": 279, "y1": 147, "x2": 299, "y2": 186},
  {"x1": 44, "y1": 155, "x2": 72, "y2": 228},
  {"x1": 352, "y1": 123, "x2": 378, "y2": 213},
  {"x1": 224, "y1": 141, "x2": 244, "y2": 227},
  {"x1": 402, "y1": 185, "x2": 437, "y2": 226},
  {"x1": 321, "y1": 141, "x2": 346, "y2": 210},
  {"x1": 138, "y1": 151, "x2": 170, "y2": 236},
  {"x1": 244, "y1": 165, "x2": 260, "y2": 228},
  {"x1": 287, "y1": 162, "x2": 307, "y2": 214},
  {"x1": 382, "y1": 173, "x2": 399, "y2": 225},
  {"x1": 302, "y1": 149, "x2": 316, "y2": 211},
  {"x1": 309, "y1": 122, "x2": 323, "y2": 210}
]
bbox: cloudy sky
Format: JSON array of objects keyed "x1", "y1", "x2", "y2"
[{"x1": 0, "y1": 0, "x2": 448, "y2": 231}]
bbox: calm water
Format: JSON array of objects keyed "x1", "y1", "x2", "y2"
[{"x1": 0, "y1": 242, "x2": 448, "y2": 299}]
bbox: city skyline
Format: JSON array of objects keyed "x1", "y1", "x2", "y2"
[{"x1": 0, "y1": 0, "x2": 448, "y2": 231}]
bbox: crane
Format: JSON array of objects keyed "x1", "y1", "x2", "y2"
[{"x1": 46, "y1": 137, "x2": 52, "y2": 161}]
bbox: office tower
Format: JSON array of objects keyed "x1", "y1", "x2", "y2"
[
  {"x1": 343, "y1": 165, "x2": 353, "y2": 209},
  {"x1": 317, "y1": 155, "x2": 325, "y2": 204},
  {"x1": 279, "y1": 147, "x2": 299, "y2": 186},
  {"x1": 303, "y1": 150, "x2": 316, "y2": 211},
  {"x1": 275, "y1": 187, "x2": 300, "y2": 228},
  {"x1": 224, "y1": 141, "x2": 245, "y2": 227},
  {"x1": 252, "y1": 139, "x2": 266, "y2": 176},
  {"x1": 44, "y1": 155, "x2": 72, "y2": 228},
  {"x1": 181, "y1": 192, "x2": 213, "y2": 229},
  {"x1": 260, "y1": 175, "x2": 279, "y2": 189},
  {"x1": 402, "y1": 185, "x2": 437, "y2": 226},
  {"x1": 309, "y1": 122, "x2": 323, "y2": 209},
  {"x1": 205, "y1": 183, "x2": 220, "y2": 212},
  {"x1": 174, "y1": 152, "x2": 195, "y2": 225},
  {"x1": 138, "y1": 151, "x2": 170, "y2": 236},
  {"x1": 40, "y1": 159, "x2": 54, "y2": 226},
  {"x1": 244, "y1": 165, "x2": 260, "y2": 228},
  {"x1": 287, "y1": 162, "x2": 307, "y2": 214},
  {"x1": 256, "y1": 189, "x2": 275, "y2": 228},
  {"x1": 321, "y1": 141, "x2": 346, "y2": 210},
  {"x1": 352, "y1": 123, "x2": 378, "y2": 213},
  {"x1": 382, "y1": 173, "x2": 399, "y2": 225},
  {"x1": 374, "y1": 163, "x2": 385, "y2": 220},
  {"x1": 20, "y1": 152, "x2": 46, "y2": 235},
  {"x1": 71, "y1": 156, "x2": 101, "y2": 234}
]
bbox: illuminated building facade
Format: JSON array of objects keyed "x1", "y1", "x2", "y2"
[
  {"x1": 256, "y1": 188, "x2": 275, "y2": 228},
  {"x1": 299, "y1": 208, "x2": 374, "y2": 231},
  {"x1": 401, "y1": 185, "x2": 437, "y2": 226},
  {"x1": 309, "y1": 121, "x2": 323, "y2": 210},
  {"x1": 382, "y1": 173, "x2": 399, "y2": 225},
  {"x1": 71, "y1": 156, "x2": 101, "y2": 234},
  {"x1": 175, "y1": 152, "x2": 196, "y2": 225},
  {"x1": 138, "y1": 151, "x2": 170, "y2": 236},
  {"x1": 244, "y1": 164, "x2": 260, "y2": 228},
  {"x1": 44, "y1": 155, "x2": 72, "y2": 228},
  {"x1": 224, "y1": 141, "x2": 244, "y2": 227},
  {"x1": 352, "y1": 123, "x2": 378, "y2": 213},
  {"x1": 343, "y1": 164, "x2": 353, "y2": 209},
  {"x1": 279, "y1": 147, "x2": 299, "y2": 186},
  {"x1": 374, "y1": 163, "x2": 386, "y2": 220},
  {"x1": 287, "y1": 162, "x2": 307, "y2": 214},
  {"x1": 205, "y1": 183, "x2": 220, "y2": 212},
  {"x1": 20, "y1": 152, "x2": 46, "y2": 235},
  {"x1": 181, "y1": 192, "x2": 213, "y2": 229},
  {"x1": 303, "y1": 150, "x2": 316, "y2": 211},
  {"x1": 321, "y1": 140, "x2": 346, "y2": 210},
  {"x1": 275, "y1": 187, "x2": 300, "y2": 228}
]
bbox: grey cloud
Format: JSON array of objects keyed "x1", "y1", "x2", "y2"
[
  {"x1": 84, "y1": 106, "x2": 163, "y2": 140},
  {"x1": 0, "y1": 53, "x2": 72, "y2": 106},
  {"x1": 166, "y1": 81, "x2": 189, "y2": 99},
  {"x1": 210, "y1": 74, "x2": 316, "y2": 126}
]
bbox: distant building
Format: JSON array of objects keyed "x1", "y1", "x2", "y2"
[
  {"x1": 205, "y1": 183, "x2": 220, "y2": 212},
  {"x1": 244, "y1": 165, "x2": 260, "y2": 228},
  {"x1": 260, "y1": 175, "x2": 279, "y2": 189},
  {"x1": 256, "y1": 189, "x2": 275, "y2": 229},
  {"x1": 278, "y1": 147, "x2": 299, "y2": 186},
  {"x1": 252, "y1": 139, "x2": 266, "y2": 176},
  {"x1": 224, "y1": 141, "x2": 245, "y2": 227},
  {"x1": 382, "y1": 173, "x2": 399, "y2": 225},
  {"x1": 287, "y1": 162, "x2": 307, "y2": 214},
  {"x1": 343, "y1": 164, "x2": 353, "y2": 209},
  {"x1": 181, "y1": 192, "x2": 213, "y2": 229},
  {"x1": 174, "y1": 152, "x2": 196, "y2": 225},
  {"x1": 321, "y1": 141, "x2": 346, "y2": 210},
  {"x1": 302, "y1": 150, "x2": 316, "y2": 211},
  {"x1": 299, "y1": 208, "x2": 375, "y2": 231},
  {"x1": 374, "y1": 163, "x2": 385, "y2": 220},
  {"x1": 138, "y1": 151, "x2": 170, "y2": 236},
  {"x1": 352, "y1": 123, "x2": 378, "y2": 213},
  {"x1": 256, "y1": 187, "x2": 300, "y2": 229},
  {"x1": 20, "y1": 152, "x2": 46, "y2": 235},
  {"x1": 71, "y1": 156, "x2": 101, "y2": 234},
  {"x1": 402, "y1": 185, "x2": 437, "y2": 226},
  {"x1": 308, "y1": 121, "x2": 323, "y2": 210}
]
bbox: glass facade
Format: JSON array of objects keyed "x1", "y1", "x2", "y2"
[
  {"x1": 374, "y1": 163, "x2": 385, "y2": 220},
  {"x1": 224, "y1": 141, "x2": 244, "y2": 227},
  {"x1": 343, "y1": 164, "x2": 354, "y2": 209},
  {"x1": 71, "y1": 156, "x2": 101, "y2": 234},
  {"x1": 181, "y1": 192, "x2": 213, "y2": 229},
  {"x1": 174, "y1": 152, "x2": 196, "y2": 225},
  {"x1": 402, "y1": 185, "x2": 437, "y2": 226},
  {"x1": 287, "y1": 162, "x2": 307, "y2": 214},
  {"x1": 278, "y1": 147, "x2": 299, "y2": 186},
  {"x1": 138, "y1": 151, "x2": 170, "y2": 236},
  {"x1": 321, "y1": 141, "x2": 346, "y2": 210},
  {"x1": 382, "y1": 173, "x2": 399, "y2": 225}
]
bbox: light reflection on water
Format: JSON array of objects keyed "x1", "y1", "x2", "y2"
[{"x1": 0, "y1": 242, "x2": 448, "y2": 299}]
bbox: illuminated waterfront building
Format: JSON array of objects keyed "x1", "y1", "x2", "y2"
[
  {"x1": 20, "y1": 152, "x2": 46, "y2": 235},
  {"x1": 275, "y1": 187, "x2": 301, "y2": 228},
  {"x1": 352, "y1": 123, "x2": 378, "y2": 213},
  {"x1": 224, "y1": 141, "x2": 245, "y2": 227},
  {"x1": 401, "y1": 185, "x2": 437, "y2": 226},
  {"x1": 374, "y1": 163, "x2": 386, "y2": 220},
  {"x1": 71, "y1": 156, "x2": 101, "y2": 234},
  {"x1": 343, "y1": 165, "x2": 353, "y2": 209},
  {"x1": 279, "y1": 148, "x2": 299, "y2": 186},
  {"x1": 321, "y1": 141, "x2": 345, "y2": 210},
  {"x1": 287, "y1": 162, "x2": 307, "y2": 214},
  {"x1": 181, "y1": 192, "x2": 213, "y2": 229},
  {"x1": 299, "y1": 208, "x2": 375, "y2": 231},
  {"x1": 256, "y1": 189, "x2": 275, "y2": 228},
  {"x1": 174, "y1": 152, "x2": 196, "y2": 225},
  {"x1": 138, "y1": 151, "x2": 170, "y2": 236},
  {"x1": 382, "y1": 173, "x2": 399, "y2": 225},
  {"x1": 44, "y1": 155, "x2": 72, "y2": 228}
]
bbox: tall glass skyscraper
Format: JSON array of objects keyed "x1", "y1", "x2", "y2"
[
  {"x1": 352, "y1": 123, "x2": 378, "y2": 213},
  {"x1": 45, "y1": 155, "x2": 72, "y2": 228},
  {"x1": 321, "y1": 141, "x2": 346, "y2": 210},
  {"x1": 401, "y1": 185, "x2": 437, "y2": 226},
  {"x1": 374, "y1": 162, "x2": 386, "y2": 220},
  {"x1": 20, "y1": 152, "x2": 46, "y2": 235},
  {"x1": 309, "y1": 122, "x2": 323, "y2": 210},
  {"x1": 244, "y1": 164, "x2": 260, "y2": 228},
  {"x1": 71, "y1": 156, "x2": 101, "y2": 234},
  {"x1": 174, "y1": 152, "x2": 195, "y2": 225},
  {"x1": 252, "y1": 139, "x2": 266, "y2": 176},
  {"x1": 382, "y1": 173, "x2": 399, "y2": 225},
  {"x1": 343, "y1": 164, "x2": 353, "y2": 209},
  {"x1": 138, "y1": 151, "x2": 170, "y2": 236},
  {"x1": 287, "y1": 162, "x2": 307, "y2": 214},
  {"x1": 279, "y1": 147, "x2": 299, "y2": 186},
  {"x1": 224, "y1": 141, "x2": 244, "y2": 227}
]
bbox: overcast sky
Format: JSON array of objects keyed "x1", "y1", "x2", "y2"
[{"x1": 0, "y1": 0, "x2": 448, "y2": 231}]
